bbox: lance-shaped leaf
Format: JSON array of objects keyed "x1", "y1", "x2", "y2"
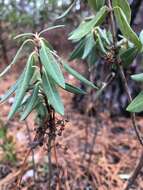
[
  {"x1": 14, "y1": 33, "x2": 34, "y2": 40},
  {"x1": 56, "y1": 0, "x2": 76, "y2": 20},
  {"x1": 114, "y1": 7, "x2": 142, "y2": 50},
  {"x1": 97, "y1": 27, "x2": 111, "y2": 45},
  {"x1": 69, "y1": 39, "x2": 85, "y2": 61},
  {"x1": 8, "y1": 52, "x2": 35, "y2": 119},
  {"x1": 88, "y1": 0, "x2": 105, "y2": 11},
  {"x1": 97, "y1": 34, "x2": 107, "y2": 54},
  {"x1": 40, "y1": 40, "x2": 65, "y2": 88},
  {"x1": 20, "y1": 83, "x2": 40, "y2": 121},
  {"x1": 40, "y1": 38, "x2": 54, "y2": 50},
  {"x1": 39, "y1": 25, "x2": 65, "y2": 35},
  {"x1": 36, "y1": 102, "x2": 47, "y2": 121},
  {"x1": 120, "y1": 47, "x2": 138, "y2": 67},
  {"x1": 69, "y1": 6, "x2": 108, "y2": 41},
  {"x1": 82, "y1": 34, "x2": 95, "y2": 59},
  {"x1": 87, "y1": 46, "x2": 99, "y2": 67},
  {"x1": 131, "y1": 73, "x2": 143, "y2": 82},
  {"x1": 0, "y1": 39, "x2": 33, "y2": 78},
  {"x1": 63, "y1": 63, "x2": 98, "y2": 89},
  {"x1": 42, "y1": 69, "x2": 64, "y2": 115},
  {"x1": 127, "y1": 91, "x2": 143, "y2": 113},
  {"x1": 0, "y1": 77, "x2": 21, "y2": 104},
  {"x1": 64, "y1": 83, "x2": 86, "y2": 95},
  {"x1": 112, "y1": 0, "x2": 131, "y2": 23}
]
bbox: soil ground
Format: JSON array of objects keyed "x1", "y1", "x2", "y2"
[{"x1": 0, "y1": 58, "x2": 143, "y2": 190}]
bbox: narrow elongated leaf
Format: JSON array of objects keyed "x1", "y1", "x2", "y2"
[
  {"x1": 8, "y1": 52, "x2": 35, "y2": 119},
  {"x1": 0, "y1": 39, "x2": 33, "y2": 77},
  {"x1": 40, "y1": 40, "x2": 65, "y2": 88},
  {"x1": 127, "y1": 91, "x2": 143, "y2": 113},
  {"x1": 20, "y1": 83, "x2": 40, "y2": 120},
  {"x1": 88, "y1": 0, "x2": 105, "y2": 11},
  {"x1": 56, "y1": 0, "x2": 76, "y2": 20},
  {"x1": 112, "y1": 0, "x2": 131, "y2": 23},
  {"x1": 0, "y1": 72, "x2": 24, "y2": 104},
  {"x1": 69, "y1": 6, "x2": 108, "y2": 41},
  {"x1": 14, "y1": 33, "x2": 34, "y2": 40},
  {"x1": 64, "y1": 83, "x2": 86, "y2": 95},
  {"x1": 40, "y1": 38, "x2": 54, "y2": 50},
  {"x1": 42, "y1": 69, "x2": 64, "y2": 115},
  {"x1": 114, "y1": 7, "x2": 142, "y2": 50},
  {"x1": 97, "y1": 27, "x2": 111, "y2": 45},
  {"x1": 82, "y1": 34, "x2": 95, "y2": 59},
  {"x1": 36, "y1": 102, "x2": 47, "y2": 120},
  {"x1": 120, "y1": 47, "x2": 138, "y2": 67},
  {"x1": 97, "y1": 34, "x2": 107, "y2": 54},
  {"x1": 0, "y1": 82, "x2": 18, "y2": 104},
  {"x1": 63, "y1": 63, "x2": 98, "y2": 89},
  {"x1": 69, "y1": 39, "x2": 85, "y2": 61},
  {"x1": 87, "y1": 46, "x2": 99, "y2": 67},
  {"x1": 131, "y1": 73, "x2": 143, "y2": 82},
  {"x1": 39, "y1": 25, "x2": 65, "y2": 35}
]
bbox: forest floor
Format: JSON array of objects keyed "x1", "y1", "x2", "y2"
[{"x1": 0, "y1": 59, "x2": 143, "y2": 190}]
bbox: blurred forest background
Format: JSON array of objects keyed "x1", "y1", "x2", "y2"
[{"x1": 0, "y1": 0, "x2": 143, "y2": 190}]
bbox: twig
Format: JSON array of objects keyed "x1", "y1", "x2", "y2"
[
  {"x1": 107, "y1": 0, "x2": 117, "y2": 48},
  {"x1": 53, "y1": 141, "x2": 61, "y2": 189},
  {"x1": 48, "y1": 133, "x2": 52, "y2": 190},
  {"x1": 107, "y1": 1, "x2": 143, "y2": 189},
  {"x1": 83, "y1": 118, "x2": 89, "y2": 165},
  {"x1": 124, "y1": 150, "x2": 143, "y2": 190},
  {"x1": 25, "y1": 120, "x2": 37, "y2": 183},
  {"x1": 15, "y1": 149, "x2": 31, "y2": 189},
  {"x1": 37, "y1": 39, "x2": 56, "y2": 190},
  {"x1": 87, "y1": 117, "x2": 100, "y2": 169},
  {"x1": 118, "y1": 64, "x2": 143, "y2": 146}
]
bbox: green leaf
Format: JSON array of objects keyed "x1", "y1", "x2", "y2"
[
  {"x1": 87, "y1": 46, "x2": 99, "y2": 67},
  {"x1": 0, "y1": 70, "x2": 27, "y2": 104},
  {"x1": 64, "y1": 83, "x2": 86, "y2": 95},
  {"x1": 40, "y1": 40, "x2": 65, "y2": 88},
  {"x1": 114, "y1": 7, "x2": 142, "y2": 50},
  {"x1": 42, "y1": 69, "x2": 64, "y2": 115},
  {"x1": 39, "y1": 25, "x2": 65, "y2": 35},
  {"x1": 63, "y1": 63, "x2": 98, "y2": 89},
  {"x1": 36, "y1": 103, "x2": 47, "y2": 121},
  {"x1": 0, "y1": 39, "x2": 33, "y2": 77},
  {"x1": 56, "y1": 0, "x2": 76, "y2": 20},
  {"x1": 131, "y1": 73, "x2": 143, "y2": 82},
  {"x1": 20, "y1": 83, "x2": 40, "y2": 121},
  {"x1": 14, "y1": 33, "x2": 34, "y2": 40},
  {"x1": 112, "y1": 0, "x2": 131, "y2": 23},
  {"x1": 69, "y1": 6, "x2": 108, "y2": 41},
  {"x1": 40, "y1": 38, "x2": 54, "y2": 51},
  {"x1": 97, "y1": 34, "x2": 107, "y2": 54},
  {"x1": 97, "y1": 27, "x2": 111, "y2": 45},
  {"x1": 69, "y1": 39, "x2": 85, "y2": 61},
  {"x1": 88, "y1": 0, "x2": 105, "y2": 11},
  {"x1": 8, "y1": 52, "x2": 35, "y2": 119},
  {"x1": 120, "y1": 47, "x2": 138, "y2": 67},
  {"x1": 127, "y1": 91, "x2": 143, "y2": 113},
  {"x1": 82, "y1": 34, "x2": 95, "y2": 59},
  {"x1": 0, "y1": 79, "x2": 19, "y2": 104}
]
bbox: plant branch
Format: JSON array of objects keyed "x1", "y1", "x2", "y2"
[
  {"x1": 118, "y1": 64, "x2": 143, "y2": 146},
  {"x1": 107, "y1": 1, "x2": 143, "y2": 189},
  {"x1": 107, "y1": 0, "x2": 117, "y2": 48},
  {"x1": 25, "y1": 120, "x2": 36, "y2": 183},
  {"x1": 37, "y1": 43, "x2": 56, "y2": 190},
  {"x1": 124, "y1": 150, "x2": 143, "y2": 190}
]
